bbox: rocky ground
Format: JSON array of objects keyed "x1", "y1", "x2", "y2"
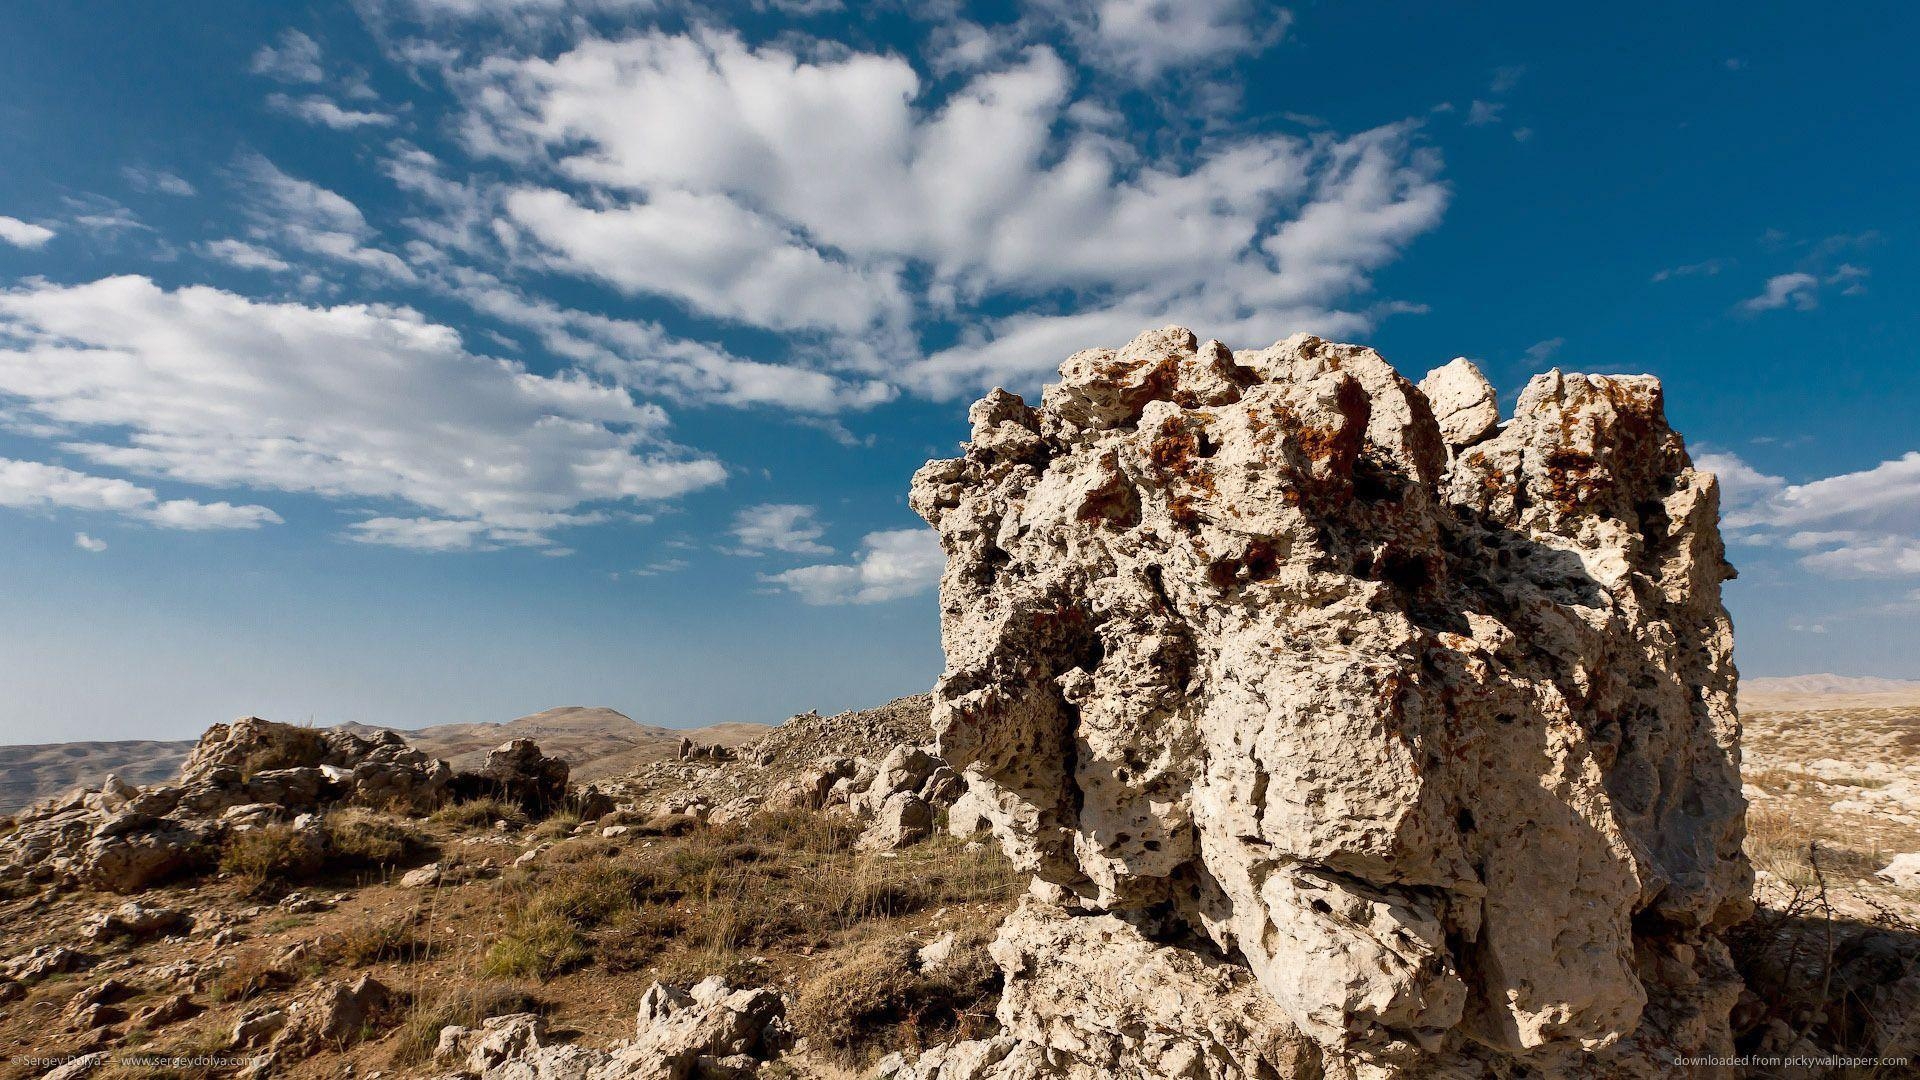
[
  {"x1": 0, "y1": 699, "x2": 1015, "y2": 1080},
  {"x1": 2, "y1": 683, "x2": 1918, "y2": 1079}
]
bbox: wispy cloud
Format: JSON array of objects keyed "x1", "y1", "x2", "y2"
[
  {"x1": 121, "y1": 166, "x2": 197, "y2": 197},
  {"x1": 267, "y1": 93, "x2": 398, "y2": 129},
  {"x1": 728, "y1": 503, "x2": 832, "y2": 556},
  {"x1": 250, "y1": 29, "x2": 325, "y2": 84}
]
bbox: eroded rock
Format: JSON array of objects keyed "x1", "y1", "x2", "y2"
[{"x1": 905, "y1": 328, "x2": 1751, "y2": 1077}]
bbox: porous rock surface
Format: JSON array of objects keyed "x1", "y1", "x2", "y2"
[{"x1": 905, "y1": 329, "x2": 1751, "y2": 1077}]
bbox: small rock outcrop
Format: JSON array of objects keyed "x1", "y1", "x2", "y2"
[
  {"x1": 904, "y1": 329, "x2": 1750, "y2": 1077},
  {"x1": 0, "y1": 718, "x2": 562, "y2": 893},
  {"x1": 439, "y1": 977, "x2": 790, "y2": 1079},
  {"x1": 454, "y1": 738, "x2": 571, "y2": 813},
  {"x1": 584, "y1": 696, "x2": 966, "y2": 852}
]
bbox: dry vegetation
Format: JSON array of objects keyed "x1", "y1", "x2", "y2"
[{"x1": 0, "y1": 798, "x2": 1020, "y2": 1078}]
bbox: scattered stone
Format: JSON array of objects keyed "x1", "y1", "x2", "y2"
[
  {"x1": 41, "y1": 1051, "x2": 111, "y2": 1080},
  {"x1": 134, "y1": 992, "x2": 200, "y2": 1029},
  {"x1": 1879, "y1": 853, "x2": 1920, "y2": 888},
  {"x1": 857, "y1": 792, "x2": 933, "y2": 852},
  {"x1": 400, "y1": 863, "x2": 443, "y2": 888},
  {"x1": 4, "y1": 944, "x2": 92, "y2": 983},
  {"x1": 232, "y1": 1007, "x2": 288, "y2": 1049},
  {"x1": 81, "y1": 901, "x2": 191, "y2": 943}
]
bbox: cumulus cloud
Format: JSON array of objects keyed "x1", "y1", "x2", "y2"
[
  {"x1": 1047, "y1": 0, "x2": 1291, "y2": 81},
  {"x1": 0, "y1": 458, "x2": 280, "y2": 530},
  {"x1": 503, "y1": 187, "x2": 907, "y2": 333},
  {"x1": 73, "y1": 532, "x2": 108, "y2": 552},
  {"x1": 0, "y1": 276, "x2": 724, "y2": 549},
  {"x1": 0, "y1": 216, "x2": 55, "y2": 249},
  {"x1": 457, "y1": 31, "x2": 1445, "y2": 394},
  {"x1": 762, "y1": 528, "x2": 943, "y2": 604},
  {"x1": 728, "y1": 503, "x2": 832, "y2": 556},
  {"x1": 1701, "y1": 449, "x2": 1920, "y2": 578}
]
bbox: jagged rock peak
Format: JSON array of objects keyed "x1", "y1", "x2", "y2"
[{"x1": 906, "y1": 327, "x2": 1748, "y2": 1077}]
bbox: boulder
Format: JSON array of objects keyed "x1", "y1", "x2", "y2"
[
  {"x1": 904, "y1": 329, "x2": 1751, "y2": 1077},
  {"x1": 4, "y1": 944, "x2": 92, "y2": 983},
  {"x1": 1878, "y1": 852, "x2": 1920, "y2": 888},
  {"x1": 461, "y1": 739, "x2": 570, "y2": 814},
  {"x1": 82, "y1": 901, "x2": 191, "y2": 942},
  {"x1": 400, "y1": 862, "x2": 443, "y2": 888},
  {"x1": 858, "y1": 792, "x2": 933, "y2": 852},
  {"x1": 273, "y1": 974, "x2": 401, "y2": 1052}
]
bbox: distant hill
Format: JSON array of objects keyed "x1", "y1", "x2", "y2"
[
  {"x1": 1744, "y1": 673, "x2": 1920, "y2": 711},
  {"x1": 0, "y1": 706, "x2": 771, "y2": 814}
]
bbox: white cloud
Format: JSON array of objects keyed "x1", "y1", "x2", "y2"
[
  {"x1": 121, "y1": 167, "x2": 197, "y2": 197},
  {"x1": 504, "y1": 187, "x2": 907, "y2": 334},
  {"x1": 728, "y1": 503, "x2": 831, "y2": 556},
  {"x1": 241, "y1": 156, "x2": 417, "y2": 282},
  {"x1": 0, "y1": 276, "x2": 724, "y2": 550},
  {"x1": 0, "y1": 457, "x2": 280, "y2": 530},
  {"x1": 1651, "y1": 258, "x2": 1727, "y2": 283},
  {"x1": 440, "y1": 267, "x2": 894, "y2": 413},
  {"x1": 1525, "y1": 337, "x2": 1563, "y2": 362},
  {"x1": 200, "y1": 239, "x2": 293, "y2": 272},
  {"x1": 762, "y1": 528, "x2": 943, "y2": 604},
  {"x1": 0, "y1": 216, "x2": 55, "y2": 249},
  {"x1": 251, "y1": 29, "x2": 325, "y2": 84},
  {"x1": 1739, "y1": 265, "x2": 1869, "y2": 313},
  {"x1": 626, "y1": 556, "x2": 689, "y2": 577},
  {"x1": 1466, "y1": 100, "x2": 1503, "y2": 126},
  {"x1": 1057, "y1": 0, "x2": 1291, "y2": 81},
  {"x1": 73, "y1": 532, "x2": 108, "y2": 552},
  {"x1": 458, "y1": 31, "x2": 1445, "y2": 395},
  {"x1": 267, "y1": 93, "x2": 398, "y2": 129},
  {"x1": 1703, "y1": 449, "x2": 1920, "y2": 578},
  {"x1": 1740, "y1": 272, "x2": 1819, "y2": 313}
]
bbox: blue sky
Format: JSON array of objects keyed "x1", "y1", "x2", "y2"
[{"x1": 0, "y1": 1, "x2": 1915, "y2": 742}]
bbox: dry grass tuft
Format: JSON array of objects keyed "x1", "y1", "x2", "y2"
[
  {"x1": 789, "y1": 933, "x2": 1000, "y2": 1066},
  {"x1": 392, "y1": 980, "x2": 544, "y2": 1064}
]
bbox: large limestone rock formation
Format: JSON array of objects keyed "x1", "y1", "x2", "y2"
[{"x1": 905, "y1": 329, "x2": 1750, "y2": 1077}]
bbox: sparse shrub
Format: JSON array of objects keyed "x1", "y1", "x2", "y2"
[
  {"x1": 334, "y1": 911, "x2": 429, "y2": 966},
  {"x1": 392, "y1": 981, "x2": 543, "y2": 1064},
  {"x1": 219, "y1": 824, "x2": 325, "y2": 896},
  {"x1": 482, "y1": 906, "x2": 590, "y2": 979},
  {"x1": 238, "y1": 726, "x2": 330, "y2": 779},
  {"x1": 208, "y1": 949, "x2": 293, "y2": 1002},
  {"x1": 790, "y1": 934, "x2": 1000, "y2": 1065},
  {"x1": 532, "y1": 810, "x2": 581, "y2": 840},
  {"x1": 324, "y1": 807, "x2": 428, "y2": 869},
  {"x1": 430, "y1": 797, "x2": 527, "y2": 830}
]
